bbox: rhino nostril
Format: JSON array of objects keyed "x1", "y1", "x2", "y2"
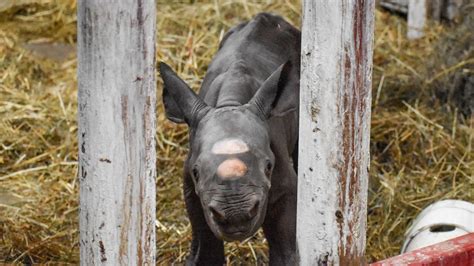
[
  {"x1": 209, "y1": 205, "x2": 226, "y2": 223},
  {"x1": 248, "y1": 199, "x2": 260, "y2": 219}
]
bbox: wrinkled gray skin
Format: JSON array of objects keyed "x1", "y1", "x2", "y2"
[{"x1": 160, "y1": 13, "x2": 300, "y2": 265}]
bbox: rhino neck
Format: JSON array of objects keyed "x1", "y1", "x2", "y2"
[{"x1": 202, "y1": 62, "x2": 260, "y2": 108}]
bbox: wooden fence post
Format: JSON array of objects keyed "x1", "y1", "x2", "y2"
[
  {"x1": 443, "y1": 0, "x2": 463, "y2": 21},
  {"x1": 77, "y1": 0, "x2": 156, "y2": 264},
  {"x1": 297, "y1": 1, "x2": 374, "y2": 265},
  {"x1": 407, "y1": 0, "x2": 427, "y2": 39},
  {"x1": 381, "y1": 0, "x2": 464, "y2": 39}
]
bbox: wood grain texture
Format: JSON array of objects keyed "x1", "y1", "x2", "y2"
[
  {"x1": 77, "y1": 0, "x2": 156, "y2": 264},
  {"x1": 297, "y1": 1, "x2": 374, "y2": 265}
]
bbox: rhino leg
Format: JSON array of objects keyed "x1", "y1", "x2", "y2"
[
  {"x1": 263, "y1": 191, "x2": 297, "y2": 266},
  {"x1": 183, "y1": 181, "x2": 225, "y2": 266}
]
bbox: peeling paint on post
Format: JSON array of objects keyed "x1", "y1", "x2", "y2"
[
  {"x1": 297, "y1": 1, "x2": 374, "y2": 265},
  {"x1": 78, "y1": 0, "x2": 156, "y2": 265}
]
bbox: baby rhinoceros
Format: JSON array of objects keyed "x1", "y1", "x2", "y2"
[{"x1": 159, "y1": 13, "x2": 301, "y2": 266}]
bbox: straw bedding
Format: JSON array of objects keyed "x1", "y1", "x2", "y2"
[{"x1": 0, "y1": 0, "x2": 472, "y2": 264}]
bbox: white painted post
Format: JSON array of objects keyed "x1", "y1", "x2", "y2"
[
  {"x1": 297, "y1": 1, "x2": 374, "y2": 265},
  {"x1": 407, "y1": 0, "x2": 427, "y2": 39},
  {"x1": 77, "y1": 0, "x2": 156, "y2": 265}
]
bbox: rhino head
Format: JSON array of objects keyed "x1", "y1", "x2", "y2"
[{"x1": 159, "y1": 62, "x2": 293, "y2": 241}]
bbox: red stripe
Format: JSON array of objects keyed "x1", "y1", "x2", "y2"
[{"x1": 371, "y1": 233, "x2": 474, "y2": 266}]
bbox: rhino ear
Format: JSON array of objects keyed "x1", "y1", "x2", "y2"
[
  {"x1": 159, "y1": 62, "x2": 210, "y2": 125},
  {"x1": 248, "y1": 61, "x2": 297, "y2": 119}
]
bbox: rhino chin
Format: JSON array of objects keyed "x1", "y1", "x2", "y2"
[
  {"x1": 213, "y1": 224, "x2": 260, "y2": 242},
  {"x1": 221, "y1": 230, "x2": 256, "y2": 242},
  {"x1": 208, "y1": 211, "x2": 266, "y2": 242}
]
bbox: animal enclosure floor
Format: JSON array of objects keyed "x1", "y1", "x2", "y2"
[{"x1": 0, "y1": 0, "x2": 472, "y2": 264}]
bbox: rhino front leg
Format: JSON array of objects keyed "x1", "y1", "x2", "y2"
[
  {"x1": 263, "y1": 192, "x2": 297, "y2": 266},
  {"x1": 183, "y1": 183, "x2": 225, "y2": 266}
]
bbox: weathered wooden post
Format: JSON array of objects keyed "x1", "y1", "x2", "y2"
[
  {"x1": 381, "y1": 0, "x2": 464, "y2": 40},
  {"x1": 443, "y1": 0, "x2": 463, "y2": 21},
  {"x1": 77, "y1": 0, "x2": 156, "y2": 264},
  {"x1": 297, "y1": 1, "x2": 374, "y2": 265},
  {"x1": 407, "y1": 0, "x2": 427, "y2": 39}
]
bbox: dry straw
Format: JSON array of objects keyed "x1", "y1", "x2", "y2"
[{"x1": 0, "y1": 0, "x2": 472, "y2": 264}]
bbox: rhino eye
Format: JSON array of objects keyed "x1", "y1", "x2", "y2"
[
  {"x1": 264, "y1": 160, "x2": 272, "y2": 177},
  {"x1": 192, "y1": 167, "x2": 200, "y2": 182}
]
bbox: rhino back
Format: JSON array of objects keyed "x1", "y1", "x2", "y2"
[{"x1": 199, "y1": 12, "x2": 301, "y2": 107}]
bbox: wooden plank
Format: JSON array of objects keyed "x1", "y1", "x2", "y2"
[
  {"x1": 431, "y1": 0, "x2": 443, "y2": 21},
  {"x1": 380, "y1": 0, "x2": 409, "y2": 13},
  {"x1": 407, "y1": 0, "x2": 427, "y2": 39},
  {"x1": 443, "y1": 0, "x2": 464, "y2": 21},
  {"x1": 77, "y1": 0, "x2": 156, "y2": 264},
  {"x1": 371, "y1": 233, "x2": 474, "y2": 265},
  {"x1": 297, "y1": 1, "x2": 375, "y2": 265},
  {"x1": 380, "y1": 0, "x2": 444, "y2": 22}
]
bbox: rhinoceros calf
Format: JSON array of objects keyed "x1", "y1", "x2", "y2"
[{"x1": 160, "y1": 12, "x2": 301, "y2": 265}]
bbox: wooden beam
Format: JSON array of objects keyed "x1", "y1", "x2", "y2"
[
  {"x1": 371, "y1": 233, "x2": 474, "y2": 265},
  {"x1": 379, "y1": 0, "x2": 409, "y2": 14},
  {"x1": 297, "y1": 0, "x2": 375, "y2": 265},
  {"x1": 77, "y1": 0, "x2": 156, "y2": 264},
  {"x1": 431, "y1": 0, "x2": 443, "y2": 21},
  {"x1": 443, "y1": 0, "x2": 464, "y2": 21},
  {"x1": 381, "y1": 0, "x2": 464, "y2": 23},
  {"x1": 407, "y1": 0, "x2": 427, "y2": 39}
]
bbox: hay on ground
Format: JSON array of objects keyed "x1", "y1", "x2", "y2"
[{"x1": 0, "y1": 0, "x2": 472, "y2": 264}]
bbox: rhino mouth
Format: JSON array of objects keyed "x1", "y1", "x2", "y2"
[
  {"x1": 221, "y1": 228, "x2": 253, "y2": 241},
  {"x1": 204, "y1": 197, "x2": 268, "y2": 241},
  {"x1": 210, "y1": 217, "x2": 259, "y2": 241}
]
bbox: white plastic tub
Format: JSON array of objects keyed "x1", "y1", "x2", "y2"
[{"x1": 402, "y1": 199, "x2": 474, "y2": 253}]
